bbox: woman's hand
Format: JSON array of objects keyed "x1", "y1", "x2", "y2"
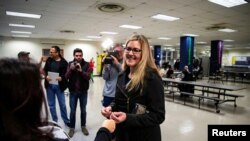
[
  {"x1": 110, "y1": 112, "x2": 126, "y2": 124},
  {"x1": 101, "y1": 106, "x2": 112, "y2": 118}
]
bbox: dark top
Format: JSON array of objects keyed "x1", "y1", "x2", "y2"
[
  {"x1": 65, "y1": 59, "x2": 92, "y2": 92},
  {"x1": 94, "y1": 127, "x2": 112, "y2": 141},
  {"x1": 43, "y1": 57, "x2": 68, "y2": 91},
  {"x1": 182, "y1": 69, "x2": 192, "y2": 81},
  {"x1": 174, "y1": 61, "x2": 180, "y2": 70},
  {"x1": 166, "y1": 69, "x2": 174, "y2": 78},
  {"x1": 111, "y1": 68, "x2": 165, "y2": 141}
]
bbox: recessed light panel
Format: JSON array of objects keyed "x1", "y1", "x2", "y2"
[
  {"x1": 151, "y1": 14, "x2": 180, "y2": 21},
  {"x1": 158, "y1": 37, "x2": 171, "y2": 40},
  {"x1": 183, "y1": 34, "x2": 199, "y2": 37},
  {"x1": 6, "y1": 11, "x2": 41, "y2": 19},
  {"x1": 119, "y1": 25, "x2": 142, "y2": 29},
  {"x1": 208, "y1": 0, "x2": 247, "y2": 8},
  {"x1": 218, "y1": 28, "x2": 237, "y2": 32},
  {"x1": 9, "y1": 23, "x2": 35, "y2": 28},
  {"x1": 11, "y1": 31, "x2": 32, "y2": 34},
  {"x1": 87, "y1": 36, "x2": 101, "y2": 39},
  {"x1": 100, "y1": 31, "x2": 118, "y2": 35}
]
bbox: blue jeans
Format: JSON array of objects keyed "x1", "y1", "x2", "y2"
[
  {"x1": 102, "y1": 96, "x2": 114, "y2": 107},
  {"x1": 69, "y1": 91, "x2": 88, "y2": 128},
  {"x1": 46, "y1": 84, "x2": 69, "y2": 124}
]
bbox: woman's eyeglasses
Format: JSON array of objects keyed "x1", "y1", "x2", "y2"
[{"x1": 124, "y1": 47, "x2": 142, "y2": 54}]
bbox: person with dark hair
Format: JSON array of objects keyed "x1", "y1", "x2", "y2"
[
  {"x1": 65, "y1": 48, "x2": 93, "y2": 137},
  {"x1": 174, "y1": 59, "x2": 180, "y2": 70},
  {"x1": 166, "y1": 65, "x2": 174, "y2": 78},
  {"x1": 101, "y1": 34, "x2": 165, "y2": 141},
  {"x1": 43, "y1": 46, "x2": 70, "y2": 126},
  {"x1": 0, "y1": 58, "x2": 70, "y2": 141},
  {"x1": 17, "y1": 51, "x2": 30, "y2": 62},
  {"x1": 18, "y1": 51, "x2": 42, "y2": 65},
  {"x1": 178, "y1": 65, "x2": 194, "y2": 96},
  {"x1": 0, "y1": 58, "x2": 117, "y2": 141}
]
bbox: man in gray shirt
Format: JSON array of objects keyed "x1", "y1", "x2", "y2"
[{"x1": 102, "y1": 44, "x2": 124, "y2": 107}]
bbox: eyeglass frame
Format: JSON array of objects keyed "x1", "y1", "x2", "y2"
[{"x1": 124, "y1": 47, "x2": 142, "y2": 54}]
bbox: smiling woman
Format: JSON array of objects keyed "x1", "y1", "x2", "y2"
[{"x1": 101, "y1": 34, "x2": 165, "y2": 141}]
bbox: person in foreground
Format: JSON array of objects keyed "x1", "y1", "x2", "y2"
[
  {"x1": 94, "y1": 119, "x2": 116, "y2": 141},
  {"x1": 0, "y1": 58, "x2": 70, "y2": 141},
  {"x1": 101, "y1": 34, "x2": 166, "y2": 141}
]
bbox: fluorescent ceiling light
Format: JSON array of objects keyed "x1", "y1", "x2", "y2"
[
  {"x1": 12, "y1": 35, "x2": 30, "y2": 38},
  {"x1": 196, "y1": 41, "x2": 207, "y2": 44},
  {"x1": 151, "y1": 14, "x2": 180, "y2": 21},
  {"x1": 102, "y1": 39, "x2": 113, "y2": 49},
  {"x1": 164, "y1": 44, "x2": 173, "y2": 47},
  {"x1": 208, "y1": 0, "x2": 247, "y2": 8},
  {"x1": 79, "y1": 38, "x2": 93, "y2": 41},
  {"x1": 100, "y1": 31, "x2": 118, "y2": 35},
  {"x1": 223, "y1": 39, "x2": 234, "y2": 42},
  {"x1": 158, "y1": 37, "x2": 171, "y2": 40},
  {"x1": 183, "y1": 34, "x2": 199, "y2": 37},
  {"x1": 218, "y1": 28, "x2": 237, "y2": 32},
  {"x1": 11, "y1": 31, "x2": 32, "y2": 34},
  {"x1": 9, "y1": 23, "x2": 35, "y2": 28},
  {"x1": 6, "y1": 11, "x2": 41, "y2": 19},
  {"x1": 168, "y1": 48, "x2": 175, "y2": 51},
  {"x1": 119, "y1": 25, "x2": 142, "y2": 29},
  {"x1": 87, "y1": 36, "x2": 101, "y2": 39}
]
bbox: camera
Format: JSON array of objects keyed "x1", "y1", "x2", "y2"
[
  {"x1": 103, "y1": 52, "x2": 119, "y2": 64},
  {"x1": 73, "y1": 62, "x2": 80, "y2": 69}
]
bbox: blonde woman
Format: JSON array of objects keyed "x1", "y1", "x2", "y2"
[{"x1": 101, "y1": 34, "x2": 165, "y2": 141}]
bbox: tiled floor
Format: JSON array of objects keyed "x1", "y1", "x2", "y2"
[{"x1": 53, "y1": 77, "x2": 250, "y2": 141}]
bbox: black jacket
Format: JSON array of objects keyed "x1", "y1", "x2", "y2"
[
  {"x1": 66, "y1": 59, "x2": 91, "y2": 92},
  {"x1": 112, "y1": 68, "x2": 165, "y2": 141},
  {"x1": 43, "y1": 57, "x2": 68, "y2": 91},
  {"x1": 94, "y1": 127, "x2": 113, "y2": 141}
]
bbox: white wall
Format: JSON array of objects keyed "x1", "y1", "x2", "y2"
[{"x1": 0, "y1": 37, "x2": 103, "y2": 75}]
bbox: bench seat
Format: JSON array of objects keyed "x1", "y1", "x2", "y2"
[{"x1": 180, "y1": 92, "x2": 224, "y2": 113}]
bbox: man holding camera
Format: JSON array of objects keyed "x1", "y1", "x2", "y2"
[
  {"x1": 102, "y1": 44, "x2": 124, "y2": 107},
  {"x1": 65, "y1": 48, "x2": 93, "y2": 137}
]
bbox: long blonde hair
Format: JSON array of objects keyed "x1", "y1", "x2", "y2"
[{"x1": 123, "y1": 34, "x2": 160, "y2": 92}]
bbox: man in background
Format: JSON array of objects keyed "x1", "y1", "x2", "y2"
[
  {"x1": 65, "y1": 48, "x2": 93, "y2": 137},
  {"x1": 102, "y1": 44, "x2": 124, "y2": 107},
  {"x1": 18, "y1": 51, "x2": 30, "y2": 62},
  {"x1": 43, "y1": 46, "x2": 70, "y2": 127},
  {"x1": 18, "y1": 51, "x2": 45, "y2": 73}
]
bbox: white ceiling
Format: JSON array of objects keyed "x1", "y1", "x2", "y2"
[{"x1": 0, "y1": 0, "x2": 250, "y2": 51}]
